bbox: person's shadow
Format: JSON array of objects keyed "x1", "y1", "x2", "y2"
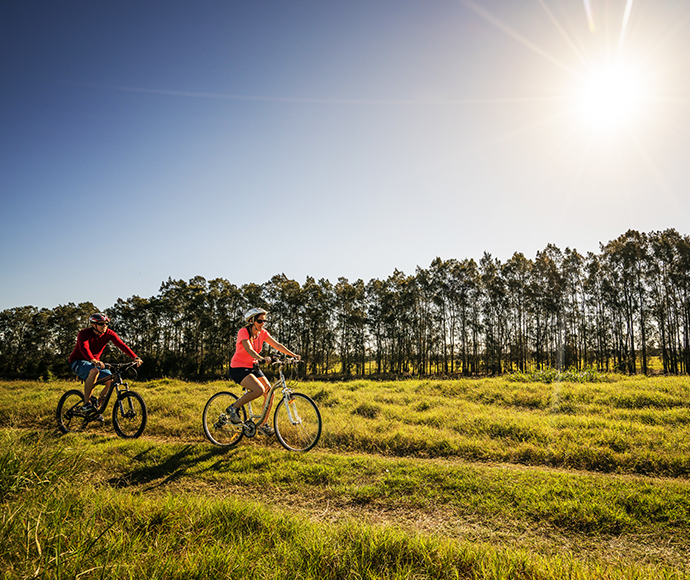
[{"x1": 107, "y1": 444, "x2": 240, "y2": 490}]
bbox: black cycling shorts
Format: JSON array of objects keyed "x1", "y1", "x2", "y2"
[{"x1": 228, "y1": 366, "x2": 265, "y2": 385}]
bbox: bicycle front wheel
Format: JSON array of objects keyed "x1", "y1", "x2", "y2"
[
  {"x1": 274, "y1": 393, "x2": 322, "y2": 452},
  {"x1": 56, "y1": 389, "x2": 87, "y2": 433},
  {"x1": 203, "y1": 391, "x2": 245, "y2": 448},
  {"x1": 112, "y1": 391, "x2": 147, "y2": 439}
]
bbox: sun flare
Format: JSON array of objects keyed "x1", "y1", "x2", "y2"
[{"x1": 577, "y1": 62, "x2": 643, "y2": 129}]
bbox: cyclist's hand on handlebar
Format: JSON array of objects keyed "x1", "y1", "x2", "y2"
[
  {"x1": 262, "y1": 356, "x2": 272, "y2": 365},
  {"x1": 92, "y1": 360, "x2": 105, "y2": 369},
  {"x1": 134, "y1": 358, "x2": 143, "y2": 367}
]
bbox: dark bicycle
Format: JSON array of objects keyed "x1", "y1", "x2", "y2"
[{"x1": 56, "y1": 361, "x2": 147, "y2": 438}]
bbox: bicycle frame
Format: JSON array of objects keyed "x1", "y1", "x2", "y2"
[
  {"x1": 91, "y1": 363, "x2": 137, "y2": 415},
  {"x1": 245, "y1": 361, "x2": 298, "y2": 426}
]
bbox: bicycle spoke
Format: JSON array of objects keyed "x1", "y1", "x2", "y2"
[
  {"x1": 56, "y1": 390, "x2": 88, "y2": 433},
  {"x1": 203, "y1": 392, "x2": 245, "y2": 447},
  {"x1": 274, "y1": 393, "x2": 322, "y2": 452},
  {"x1": 112, "y1": 391, "x2": 147, "y2": 439}
]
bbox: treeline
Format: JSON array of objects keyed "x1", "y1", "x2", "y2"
[{"x1": 1, "y1": 229, "x2": 689, "y2": 380}]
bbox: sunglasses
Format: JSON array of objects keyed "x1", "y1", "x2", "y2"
[
  {"x1": 94, "y1": 322, "x2": 108, "y2": 327},
  {"x1": 255, "y1": 319, "x2": 267, "y2": 324}
]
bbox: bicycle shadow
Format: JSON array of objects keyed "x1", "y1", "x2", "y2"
[{"x1": 107, "y1": 443, "x2": 241, "y2": 491}]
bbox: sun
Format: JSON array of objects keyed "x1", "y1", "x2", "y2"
[
  {"x1": 461, "y1": 0, "x2": 659, "y2": 135},
  {"x1": 576, "y1": 62, "x2": 644, "y2": 129}
]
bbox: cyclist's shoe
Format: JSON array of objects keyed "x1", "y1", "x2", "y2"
[
  {"x1": 81, "y1": 402, "x2": 97, "y2": 414},
  {"x1": 94, "y1": 414, "x2": 105, "y2": 423},
  {"x1": 258, "y1": 424, "x2": 274, "y2": 436},
  {"x1": 227, "y1": 405, "x2": 242, "y2": 424}
]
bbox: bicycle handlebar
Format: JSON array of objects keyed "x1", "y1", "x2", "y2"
[
  {"x1": 102, "y1": 361, "x2": 140, "y2": 374},
  {"x1": 267, "y1": 355, "x2": 300, "y2": 366}
]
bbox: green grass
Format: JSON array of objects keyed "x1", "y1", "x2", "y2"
[
  {"x1": 1, "y1": 375, "x2": 690, "y2": 578},
  {"x1": 3, "y1": 375, "x2": 690, "y2": 476}
]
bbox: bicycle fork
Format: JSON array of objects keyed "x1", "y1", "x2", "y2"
[
  {"x1": 283, "y1": 390, "x2": 302, "y2": 425},
  {"x1": 114, "y1": 384, "x2": 137, "y2": 419}
]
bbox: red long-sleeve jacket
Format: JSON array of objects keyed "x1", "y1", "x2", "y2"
[{"x1": 69, "y1": 327, "x2": 138, "y2": 363}]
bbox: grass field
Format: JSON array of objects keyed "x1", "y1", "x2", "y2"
[{"x1": 1, "y1": 373, "x2": 689, "y2": 579}]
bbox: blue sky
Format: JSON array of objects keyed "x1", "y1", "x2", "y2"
[{"x1": 2, "y1": 0, "x2": 689, "y2": 311}]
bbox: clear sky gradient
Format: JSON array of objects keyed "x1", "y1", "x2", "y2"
[{"x1": 2, "y1": 0, "x2": 689, "y2": 311}]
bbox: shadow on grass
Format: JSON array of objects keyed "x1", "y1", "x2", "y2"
[{"x1": 108, "y1": 443, "x2": 242, "y2": 490}]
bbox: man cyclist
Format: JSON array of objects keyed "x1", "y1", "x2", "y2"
[{"x1": 69, "y1": 313, "x2": 142, "y2": 414}]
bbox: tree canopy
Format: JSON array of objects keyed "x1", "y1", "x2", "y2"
[{"x1": 2, "y1": 229, "x2": 689, "y2": 379}]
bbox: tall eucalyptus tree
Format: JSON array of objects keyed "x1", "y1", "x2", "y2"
[
  {"x1": 448, "y1": 258, "x2": 481, "y2": 375},
  {"x1": 599, "y1": 231, "x2": 649, "y2": 373},
  {"x1": 502, "y1": 252, "x2": 532, "y2": 372},
  {"x1": 530, "y1": 245, "x2": 564, "y2": 370},
  {"x1": 561, "y1": 248, "x2": 587, "y2": 370},
  {"x1": 480, "y1": 252, "x2": 507, "y2": 374},
  {"x1": 300, "y1": 277, "x2": 336, "y2": 374},
  {"x1": 334, "y1": 277, "x2": 367, "y2": 375}
]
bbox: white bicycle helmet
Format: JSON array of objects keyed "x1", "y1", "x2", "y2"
[{"x1": 244, "y1": 307, "x2": 267, "y2": 323}]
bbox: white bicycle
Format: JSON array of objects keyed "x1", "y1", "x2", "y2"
[{"x1": 202, "y1": 357, "x2": 322, "y2": 452}]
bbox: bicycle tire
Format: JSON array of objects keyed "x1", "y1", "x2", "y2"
[
  {"x1": 203, "y1": 391, "x2": 246, "y2": 448},
  {"x1": 112, "y1": 391, "x2": 147, "y2": 439},
  {"x1": 274, "y1": 392, "x2": 322, "y2": 452},
  {"x1": 56, "y1": 389, "x2": 88, "y2": 434}
]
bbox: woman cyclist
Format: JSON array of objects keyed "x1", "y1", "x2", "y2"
[{"x1": 226, "y1": 307, "x2": 300, "y2": 434}]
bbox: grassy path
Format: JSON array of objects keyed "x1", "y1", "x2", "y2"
[
  {"x1": 2, "y1": 375, "x2": 690, "y2": 578},
  {"x1": 85, "y1": 433, "x2": 690, "y2": 568}
]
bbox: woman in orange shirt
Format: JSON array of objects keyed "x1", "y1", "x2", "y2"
[{"x1": 226, "y1": 307, "x2": 300, "y2": 434}]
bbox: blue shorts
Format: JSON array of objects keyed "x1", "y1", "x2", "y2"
[
  {"x1": 70, "y1": 360, "x2": 112, "y2": 382},
  {"x1": 228, "y1": 366, "x2": 265, "y2": 385}
]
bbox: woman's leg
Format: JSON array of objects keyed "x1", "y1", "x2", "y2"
[
  {"x1": 254, "y1": 376, "x2": 273, "y2": 427},
  {"x1": 233, "y1": 374, "x2": 268, "y2": 409}
]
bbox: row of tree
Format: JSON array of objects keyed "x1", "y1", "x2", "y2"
[{"x1": 1, "y1": 229, "x2": 689, "y2": 380}]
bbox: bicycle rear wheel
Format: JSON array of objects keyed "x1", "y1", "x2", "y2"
[
  {"x1": 56, "y1": 389, "x2": 87, "y2": 433},
  {"x1": 112, "y1": 391, "x2": 147, "y2": 439},
  {"x1": 274, "y1": 393, "x2": 322, "y2": 452},
  {"x1": 203, "y1": 391, "x2": 245, "y2": 447}
]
